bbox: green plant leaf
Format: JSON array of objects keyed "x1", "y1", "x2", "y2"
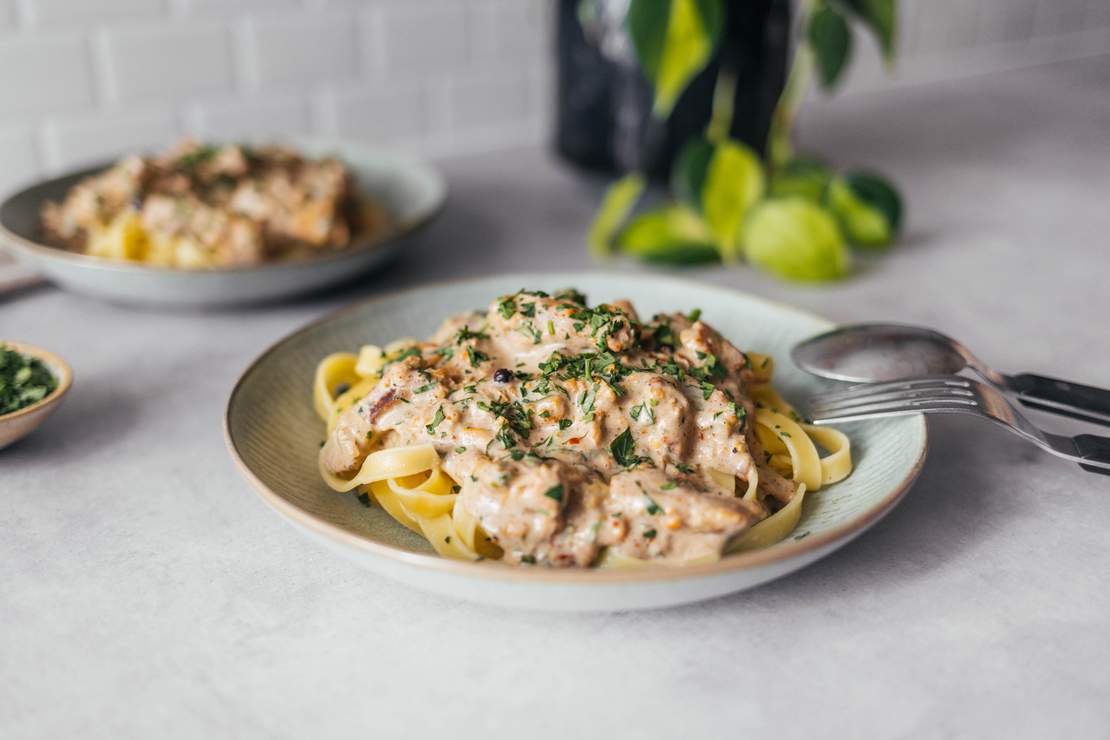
[
  {"x1": 742, "y1": 198, "x2": 850, "y2": 282},
  {"x1": 769, "y1": 158, "x2": 833, "y2": 202},
  {"x1": 618, "y1": 206, "x2": 719, "y2": 264},
  {"x1": 826, "y1": 177, "x2": 891, "y2": 249},
  {"x1": 808, "y1": 3, "x2": 852, "y2": 90},
  {"x1": 701, "y1": 140, "x2": 764, "y2": 261},
  {"x1": 588, "y1": 173, "x2": 646, "y2": 258},
  {"x1": 671, "y1": 137, "x2": 715, "y2": 207},
  {"x1": 844, "y1": 171, "x2": 902, "y2": 231},
  {"x1": 627, "y1": 0, "x2": 725, "y2": 117},
  {"x1": 843, "y1": 0, "x2": 897, "y2": 61},
  {"x1": 672, "y1": 137, "x2": 764, "y2": 261}
]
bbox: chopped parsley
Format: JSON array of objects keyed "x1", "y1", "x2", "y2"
[
  {"x1": 383, "y1": 346, "x2": 421, "y2": 368},
  {"x1": 544, "y1": 484, "x2": 564, "y2": 502},
  {"x1": 559, "y1": 418, "x2": 573, "y2": 430},
  {"x1": 478, "y1": 398, "x2": 534, "y2": 446},
  {"x1": 519, "y1": 322, "x2": 542, "y2": 344},
  {"x1": 660, "y1": 481, "x2": 677, "y2": 490},
  {"x1": 609, "y1": 427, "x2": 643, "y2": 468},
  {"x1": 466, "y1": 346, "x2": 489, "y2": 368},
  {"x1": 520, "y1": 554, "x2": 536, "y2": 564},
  {"x1": 554, "y1": 288, "x2": 587, "y2": 305},
  {"x1": 643, "y1": 528, "x2": 657, "y2": 539},
  {"x1": 0, "y1": 345, "x2": 57, "y2": 415},
  {"x1": 413, "y1": 383, "x2": 436, "y2": 394},
  {"x1": 686, "y1": 308, "x2": 702, "y2": 322},
  {"x1": 454, "y1": 326, "x2": 489, "y2": 344},
  {"x1": 642, "y1": 492, "x2": 664, "y2": 515},
  {"x1": 729, "y1": 402, "x2": 747, "y2": 430},
  {"x1": 675, "y1": 463, "x2": 695, "y2": 474},
  {"x1": 425, "y1": 406, "x2": 446, "y2": 434}
]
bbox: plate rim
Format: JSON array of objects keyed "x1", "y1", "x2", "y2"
[
  {"x1": 224, "y1": 271, "x2": 928, "y2": 585},
  {"x1": 0, "y1": 140, "x2": 447, "y2": 277}
]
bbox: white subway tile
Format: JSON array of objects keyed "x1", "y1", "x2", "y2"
[
  {"x1": 0, "y1": 127, "x2": 42, "y2": 195},
  {"x1": 0, "y1": 34, "x2": 94, "y2": 119},
  {"x1": 325, "y1": 84, "x2": 426, "y2": 143},
  {"x1": 0, "y1": 0, "x2": 17, "y2": 31},
  {"x1": 446, "y1": 71, "x2": 529, "y2": 132},
  {"x1": 178, "y1": 0, "x2": 299, "y2": 16},
  {"x1": 24, "y1": 0, "x2": 164, "y2": 28},
  {"x1": 243, "y1": 10, "x2": 358, "y2": 90},
  {"x1": 43, "y1": 108, "x2": 180, "y2": 170},
  {"x1": 189, "y1": 95, "x2": 311, "y2": 139},
  {"x1": 379, "y1": 2, "x2": 470, "y2": 78},
  {"x1": 101, "y1": 22, "x2": 234, "y2": 103},
  {"x1": 478, "y1": 0, "x2": 547, "y2": 61}
]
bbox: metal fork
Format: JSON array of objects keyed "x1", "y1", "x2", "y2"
[{"x1": 808, "y1": 375, "x2": 1110, "y2": 476}]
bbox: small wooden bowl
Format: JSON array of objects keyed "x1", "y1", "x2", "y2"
[{"x1": 0, "y1": 341, "x2": 72, "y2": 450}]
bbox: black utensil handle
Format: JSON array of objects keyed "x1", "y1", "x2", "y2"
[
  {"x1": 1074, "y1": 434, "x2": 1110, "y2": 476},
  {"x1": 1010, "y1": 373, "x2": 1110, "y2": 426}
]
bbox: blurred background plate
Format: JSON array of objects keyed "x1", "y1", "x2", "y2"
[
  {"x1": 225, "y1": 272, "x2": 927, "y2": 611},
  {"x1": 0, "y1": 138, "x2": 446, "y2": 308}
]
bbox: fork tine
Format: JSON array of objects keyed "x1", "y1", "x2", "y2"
[
  {"x1": 811, "y1": 397, "x2": 979, "y2": 424},
  {"x1": 809, "y1": 385, "x2": 975, "y2": 414},
  {"x1": 809, "y1": 375, "x2": 971, "y2": 405}
]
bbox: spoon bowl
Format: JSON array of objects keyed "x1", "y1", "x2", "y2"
[
  {"x1": 792, "y1": 323, "x2": 1110, "y2": 428},
  {"x1": 790, "y1": 323, "x2": 982, "y2": 383}
]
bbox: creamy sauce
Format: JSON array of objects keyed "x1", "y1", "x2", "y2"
[{"x1": 321, "y1": 289, "x2": 796, "y2": 566}]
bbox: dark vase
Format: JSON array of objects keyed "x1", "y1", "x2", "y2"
[{"x1": 554, "y1": 0, "x2": 791, "y2": 179}]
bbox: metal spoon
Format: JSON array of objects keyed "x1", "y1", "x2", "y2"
[{"x1": 791, "y1": 323, "x2": 1110, "y2": 427}]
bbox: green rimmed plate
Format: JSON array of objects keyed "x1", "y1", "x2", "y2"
[{"x1": 225, "y1": 273, "x2": 926, "y2": 611}]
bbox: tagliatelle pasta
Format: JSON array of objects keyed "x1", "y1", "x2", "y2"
[{"x1": 313, "y1": 289, "x2": 852, "y2": 568}]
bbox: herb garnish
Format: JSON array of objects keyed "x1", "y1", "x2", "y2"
[
  {"x1": 383, "y1": 346, "x2": 421, "y2": 368},
  {"x1": 544, "y1": 484, "x2": 564, "y2": 502},
  {"x1": 642, "y1": 492, "x2": 664, "y2": 515},
  {"x1": 454, "y1": 326, "x2": 489, "y2": 344},
  {"x1": 610, "y1": 427, "x2": 644, "y2": 468},
  {"x1": 0, "y1": 345, "x2": 57, "y2": 415},
  {"x1": 426, "y1": 406, "x2": 446, "y2": 434},
  {"x1": 466, "y1": 346, "x2": 489, "y2": 368}
]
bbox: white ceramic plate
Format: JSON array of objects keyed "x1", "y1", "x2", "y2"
[
  {"x1": 225, "y1": 273, "x2": 927, "y2": 611},
  {"x1": 0, "y1": 139, "x2": 446, "y2": 307}
]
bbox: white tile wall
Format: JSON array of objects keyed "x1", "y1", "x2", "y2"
[
  {"x1": 23, "y1": 0, "x2": 164, "y2": 29},
  {"x1": 100, "y1": 21, "x2": 235, "y2": 103},
  {"x1": 43, "y1": 108, "x2": 180, "y2": 170},
  {"x1": 0, "y1": 0, "x2": 1105, "y2": 195},
  {"x1": 243, "y1": 10, "x2": 359, "y2": 90},
  {"x1": 0, "y1": 33, "x2": 94, "y2": 120}
]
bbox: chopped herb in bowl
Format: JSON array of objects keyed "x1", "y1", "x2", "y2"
[{"x1": 0, "y1": 344, "x2": 58, "y2": 416}]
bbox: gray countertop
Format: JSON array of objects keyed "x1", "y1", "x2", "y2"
[{"x1": 4, "y1": 57, "x2": 1110, "y2": 739}]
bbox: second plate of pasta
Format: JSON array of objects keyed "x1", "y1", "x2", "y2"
[{"x1": 225, "y1": 273, "x2": 927, "y2": 611}]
